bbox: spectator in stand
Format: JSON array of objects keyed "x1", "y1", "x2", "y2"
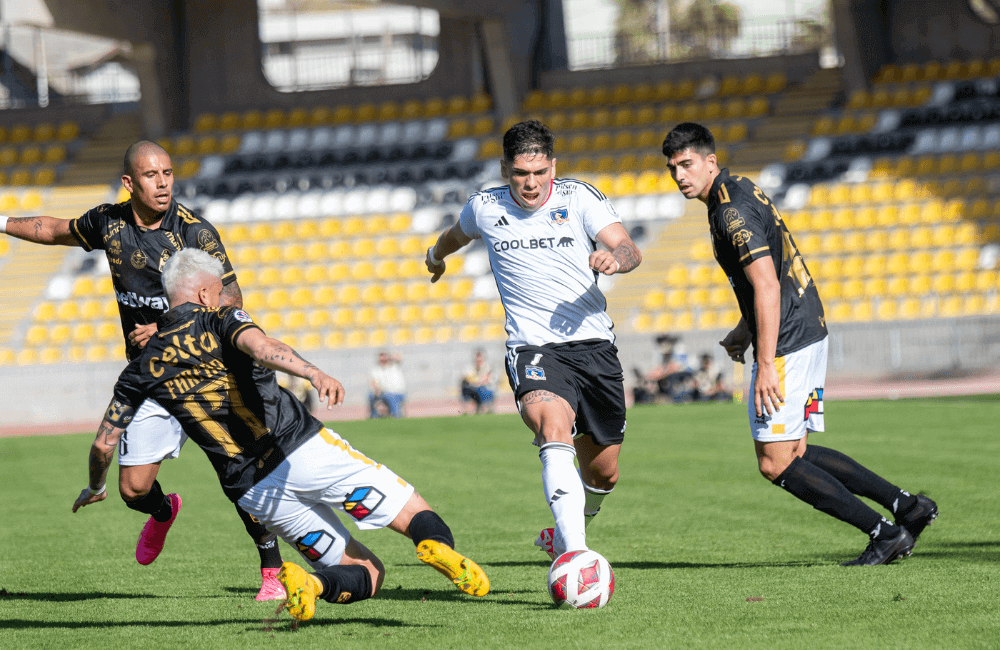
[
  {"x1": 692, "y1": 353, "x2": 730, "y2": 401},
  {"x1": 460, "y1": 349, "x2": 497, "y2": 414},
  {"x1": 369, "y1": 351, "x2": 406, "y2": 418}
]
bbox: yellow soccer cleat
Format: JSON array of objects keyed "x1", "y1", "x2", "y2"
[
  {"x1": 415, "y1": 540, "x2": 490, "y2": 597},
  {"x1": 277, "y1": 562, "x2": 321, "y2": 621}
]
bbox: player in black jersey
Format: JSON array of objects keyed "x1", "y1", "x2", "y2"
[
  {"x1": 73, "y1": 249, "x2": 490, "y2": 621},
  {"x1": 662, "y1": 123, "x2": 938, "y2": 566},
  {"x1": 1, "y1": 141, "x2": 286, "y2": 599}
]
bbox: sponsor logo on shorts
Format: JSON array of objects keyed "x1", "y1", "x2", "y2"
[
  {"x1": 295, "y1": 530, "x2": 334, "y2": 561},
  {"x1": 525, "y1": 365, "x2": 546, "y2": 380},
  {"x1": 550, "y1": 208, "x2": 569, "y2": 224},
  {"x1": 234, "y1": 309, "x2": 253, "y2": 323},
  {"x1": 344, "y1": 486, "x2": 385, "y2": 521},
  {"x1": 804, "y1": 388, "x2": 824, "y2": 420}
]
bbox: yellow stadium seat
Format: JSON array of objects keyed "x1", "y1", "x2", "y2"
[
  {"x1": 331, "y1": 308, "x2": 353, "y2": 328},
  {"x1": 307, "y1": 309, "x2": 330, "y2": 329},
  {"x1": 56, "y1": 302, "x2": 79, "y2": 321}
]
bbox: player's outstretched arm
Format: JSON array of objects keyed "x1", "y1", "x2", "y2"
[
  {"x1": 1, "y1": 215, "x2": 80, "y2": 247},
  {"x1": 73, "y1": 398, "x2": 133, "y2": 513},
  {"x1": 592, "y1": 223, "x2": 642, "y2": 275},
  {"x1": 425, "y1": 223, "x2": 473, "y2": 283},
  {"x1": 235, "y1": 327, "x2": 344, "y2": 409}
]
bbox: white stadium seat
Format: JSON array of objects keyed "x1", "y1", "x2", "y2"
[
  {"x1": 365, "y1": 187, "x2": 391, "y2": 213},
  {"x1": 320, "y1": 189, "x2": 346, "y2": 217},
  {"x1": 228, "y1": 195, "x2": 254, "y2": 222},
  {"x1": 238, "y1": 131, "x2": 264, "y2": 155},
  {"x1": 309, "y1": 126, "x2": 333, "y2": 150},
  {"x1": 251, "y1": 194, "x2": 277, "y2": 221},
  {"x1": 333, "y1": 125, "x2": 355, "y2": 149},
  {"x1": 197, "y1": 155, "x2": 225, "y2": 178},
  {"x1": 263, "y1": 130, "x2": 287, "y2": 153},
  {"x1": 389, "y1": 186, "x2": 417, "y2": 212},
  {"x1": 296, "y1": 191, "x2": 323, "y2": 218},
  {"x1": 401, "y1": 120, "x2": 425, "y2": 144},
  {"x1": 378, "y1": 122, "x2": 402, "y2": 146},
  {"x1": 354, "y1": 124, "x2": 377, "y2": 148},
  {"x1": 425, "y1": 118, "x2": 448, "y2": 142},
  {"x1": 450, "y1": 138, "x2": 478, "y2": 162},
  {"x1": 274, "y1": 193, "x2": 298, "y2": 219},
  {"x1": 343, "y1": 188, "x2": 368, "y2": 214},
  {"x1": 204, "y1": 199, "x2": 230, "y2": 224},
  {"x1": 287, "y1": 128, "x2": 310, "y2": 152}
]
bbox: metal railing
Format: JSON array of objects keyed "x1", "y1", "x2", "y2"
[{"x1": 568, "y1": 17, "x2": 830, "y2": 71}]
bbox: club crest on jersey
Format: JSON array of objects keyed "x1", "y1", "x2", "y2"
[
  {"x1": 295, "y1": 530, "x2": 334, "y2": 561},
  {"x1": 723, "y1": 207, "x2": 744, "y2": 232},
  {"x1": 198, "y1": 229, "x2": 219, "y2": 252},
  {"x1": 549, "y1": 208, "x2": 569, "y2": 224},
  {"x1": 525, "y1": 365, "x2": 546, "y2": 380},
  {"x1": 130, "y1": 249, "x2": 147, "y2": 269},
  {"x1": 804, "y1": 388, "x2": 824, "y2": 419},
  {"x1": 233, "y1": 309, "x2": 253, "y2": 323},
  {"x1": 344, "y1": 486, "x2": 385, "y2": 521}
]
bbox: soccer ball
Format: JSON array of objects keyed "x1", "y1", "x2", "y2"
[{"x1": 547, "y1": 550, "x2": 615, "y2": 609}]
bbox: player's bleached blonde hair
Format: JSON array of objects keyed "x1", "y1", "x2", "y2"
[{"x1": 161, "y1": 248, "x2": 223, "y2": 302}]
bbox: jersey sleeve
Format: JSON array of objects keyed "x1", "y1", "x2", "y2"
[
  {"x1": 458, "y1": 198, "x2": 482, "y2": 240},
  {"x1": 112, "y1": 357, "x2": 148, "y2": 411},
  {"x1": 68, "y1": 205, "x2": 111, "y2": 252},
  {"x1": 577, "y1": 184, "x2": 621, "y2": 240},
  {"x1": 184, "y1": 220, "x2": 237, "y2": 285},
  {"x1": 217, "y1": 306, "x2": 263, "y2": 348},
  {"x1": 722, "y1": 186, "x2": 772, "y2": 267}
]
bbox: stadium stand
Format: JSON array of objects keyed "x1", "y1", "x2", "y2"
[{"x1": 2, "y1": 59, "x2": 999, "y2": 367}]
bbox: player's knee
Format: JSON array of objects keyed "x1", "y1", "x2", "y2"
[
  {"x1": 118, "y1": 477, "x2": 150, "y2": 502},
  {"x1": 586, "y1": 464, "x2": 618, "y2": 490},
  {"x1": 757, "y1": 457, "x2": 786, "y2": 482}
]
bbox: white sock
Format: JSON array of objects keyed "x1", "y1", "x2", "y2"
[
  {"x1": 583, "y1": 483, "x2": 613, "y2": 528},
  {"x1": 539, "y1": 442, "x2": 587, "y2": 555}
]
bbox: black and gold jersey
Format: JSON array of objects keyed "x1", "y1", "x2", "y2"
[
  {"x1": 70, "y1": 200, "x2": 236, "y2": 361},
  {"x1": 113, "y1": 304, "x2": 321, "y2": 501},
  {"x1": 706, "y1": 168, "x2": 827, "y2": 358}
]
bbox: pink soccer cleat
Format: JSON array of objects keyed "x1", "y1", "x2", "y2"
[
  {"x1": 535, "y1": 527, "x2": 556, "y2": 560},
  {"x1": 256, "y1": 567, "x2": 287, "y2": 601},
  {"x1": 136, "y1": 493, "x2": 182, "y2": 566}
]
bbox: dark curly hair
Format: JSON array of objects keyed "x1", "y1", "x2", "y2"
[
  {"x1": 661, "y1": 123, "x2": 716, "y2": 160},
  {"x1": 502, "y1": 120, "x2": 555, "y2": 161}
]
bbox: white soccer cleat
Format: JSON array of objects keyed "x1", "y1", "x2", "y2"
[{"x1": 535, "y1": 527, "x2": 556, "y2": 560}]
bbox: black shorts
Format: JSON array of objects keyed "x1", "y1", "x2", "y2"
[{"x1": 505, "y1": 339, "x2": 627, "y2": 446}]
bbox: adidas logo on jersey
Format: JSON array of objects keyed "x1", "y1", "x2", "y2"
[{"x1": 495, "y1": 217, "x2": 510, "y2": 227}]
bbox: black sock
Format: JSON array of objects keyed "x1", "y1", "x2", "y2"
[
  {"x1": 124, "y1": 480, "x2": 173, "y2": 522},
  {"x1": 313, "y1": 565, "x2": 373, "y2": 604},
  {"x1": 408, "y1": 510, "x2": 454, "y2": 548},
  {"x1": 773, "y1": 457, "x2": 901, "y2": 538},
  {"x1": 234, "y1": 504, "x2": 283, "y2": 569},
  {"x1": 803, "y1": 445, "x2": 918, "y2": 515}
]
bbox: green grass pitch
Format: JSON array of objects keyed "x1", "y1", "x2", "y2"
[{"x1": 1, "y1": 397, "x2": 998, "y2": 649}]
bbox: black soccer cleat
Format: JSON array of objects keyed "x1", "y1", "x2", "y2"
[
  {"x1": 896, "y1": 494, "x2": 938, "y2": 542},
  {"x1": 840, "y1": 528, "x2": 915, "y2": 567}
]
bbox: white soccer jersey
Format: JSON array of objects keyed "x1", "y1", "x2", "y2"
[{"x1": 459, "y1": 178, "x2": 621, "y2": 348}]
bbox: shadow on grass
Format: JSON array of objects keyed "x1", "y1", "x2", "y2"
[
  {"x1": 483, "y1": 559, "x2": 838, "y2": 569},
  {"x1": 0, "y1": 617, "x2": 425, "y2": 632},
  {"x1": 0, "y1": 592, "x2": 158, "y2": 602},
  {"x1": 374, "y1": 586, "x2": 538, "y2": 606},
  {"x1": 914, "y1": 540, "x2": 1000, "y2": 561}
]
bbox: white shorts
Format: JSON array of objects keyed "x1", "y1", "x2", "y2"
[
  {"x1": 749, "y1": 336, "x2": 827, "y2": 442},
  {"x1": 237, "y1": 429, "x2": 415, "y2": 569},
  {"x1": 118, "y1": 399, "x2": 188, "y2": 466}
]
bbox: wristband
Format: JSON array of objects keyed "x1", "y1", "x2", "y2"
[
  {"x1": 613, "y1": 260, "x2": 620, "y2": 273},
  {"x1": 0, "y1": 215, "x2": 8, "y2": 234},
  {"x1": 427, "y1": 246, "x2": 442, "y2": 266},
  {"x1": 88, "y1": 483, "x2": 106, "y2": 496}
]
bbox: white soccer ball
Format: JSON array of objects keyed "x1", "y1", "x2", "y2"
[{"x1": 547, "y1": 549, "x2": 615, "y2": 609}]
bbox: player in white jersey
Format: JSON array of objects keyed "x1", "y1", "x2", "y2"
[{"x1": 425, "y1": 120, "x2": 642, "y2": 561}]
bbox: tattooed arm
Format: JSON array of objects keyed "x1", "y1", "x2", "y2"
[
  {"x1": 72, "y1": 399, "x2": 134, "y2": 512},
  {"x1": 235, "y1": 327, "x2": 344, "y2": 408},
  {"x1": 219, "y1": 279, "x2": 244, "y2": 308},
  {"x1": 4, "y1": 216, "x2": 80, "y2": 246},
  {"x1": 591, "y1": 223, "x2": 642, "y2": 275}
]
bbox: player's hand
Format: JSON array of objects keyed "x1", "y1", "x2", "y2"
[
  {"x1": 753, "y1": 361, "x2": 783, "y2": 418},
  {"x1": 310, "y1": 373, "x2": 345, "y2": 409},
  {"x1": 425, "y1": 247, "x2": 445, "y2": 283},
  {"x1": 72, "y1": 487, "x2": 106, "y2": 513},
  {"x1": 589, "y1": 250, "x2": 619, "y2": 275},
  {"x1": 720, "y1": 326, "x2": 752, "y2": 363},
  {"x1": 129, "y1": 322, "x2": 158, "y2": 348}
]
